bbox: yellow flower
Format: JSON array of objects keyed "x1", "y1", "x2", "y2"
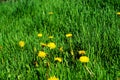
[
  {"x1": 48, "y1": 12, "x2": 54, "y2": 15},
  {"x1": 38, "y1": 33, "x2": 42, "y2": 37},
  {"x1": 48, "y1": 36, "x2": 54, "y2": 39},
  {"x1": 117, "y1": 12, "x2": 120, "y2": 15},
  {"x1": 38, "y1": 51, "x2": 46, "y2": 58},
  {"x1": 59, "y1": 47, "x2": 63, "y2": 52},
  {"x1": 47, "y1": 42, "x2": 56, "y2": 49},
  {"x1": 79, "y1": 56, "x2": 89, "y2": 63},
  {"x1": 19, "y1": 41, "x2": 25, "y2": 48},
  {"x1": 54, "y1": 57, "x2": 62, "y2": 62},
  {"x1": 48, "y1": 76, "x2": 59, "y2": 80},
  {"x1": 40, "y1": 42, "x2": 47, "y2": 47},
  {"x1": 78, "y1": 50, "x2": 85, "y2": 55},
  {"x1": 66, "y1": 33, "x2": 72, "y2": 38}
]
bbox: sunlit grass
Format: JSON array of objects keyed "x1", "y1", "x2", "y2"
[{"x1": 0, "y1": 0, "x2": 120, "y2": 80}]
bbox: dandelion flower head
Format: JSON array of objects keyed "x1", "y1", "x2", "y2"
[
  {"x1": 19, "y1": 41, "x2": 25, "y2": 48},
  {"x1": 54, "y1": 57, "x2": 62, "y2": 62},
  {"x1": 66, "y1": 33, "x2": 72, "y2": 38},
  {"x1": 48, "y1": 76, "x2": 59, "y2": 80},
  {"x1": 47, "y1": 42, "x2": 56, "y2": 49},
  {"x1": 78, "y1": 50, "x2": 85, "y2": 55},
  {"x1": 117, "y1": 12, "x2": 120, "y2": 15},
  {"x1": 38, "y1": 51, "x2": 46, "y2": 58},
  {"x1": 38, "y1": 33, "x2": 42, "y2": 37},
  {"x1": 79, "y1": 56, "x2": 89, "y2": 63}
]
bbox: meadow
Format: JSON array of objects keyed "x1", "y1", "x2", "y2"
[{"x1": 0, "y1": 0, "x2": 120, "y2": 80}]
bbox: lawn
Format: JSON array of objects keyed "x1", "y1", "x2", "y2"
[{"x1": 0, "y1": 0, "x2": 120, "y2": 80}]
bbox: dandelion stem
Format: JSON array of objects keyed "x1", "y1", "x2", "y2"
[
  {"x1": 84, "y1": 64, "x2": 94, "y2": 77},
  {"x1": 69, "y1": 38, "x2": 74, "y2": 56}
]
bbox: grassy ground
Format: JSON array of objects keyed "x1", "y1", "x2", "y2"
[{"x1": 0, "y1": 0, "x2": 120, "y2": 80}]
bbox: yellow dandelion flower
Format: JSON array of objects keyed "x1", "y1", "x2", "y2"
[
  {"x1": 48, "y1": 36, "x2": 54, "y2": 39},
  {"x1": 40, "y1": 42, "x2": 47, "y2": 47},
  {"x1": 66, "y1": 33, "x2": 72, "y2": 38},
  {"x1": 48, "y1": 12, "x2": 54, "y2": 15},
  {"x1": 78, "y1": 50, "x2": 85, "y2": 55},
  {"x1": 19, "y1": 41, "x2": 25, "y2": 48},
  {"x1": 59, "y1": 47, "x2": 63, "y2": 52},
  {"x1": 116, "y1": 12, "x2": 120, "y2": 15},
  {"x1": 54, "y1": 57, "x2": 62, "y2": 62},
  {"x1": 48, "y1": 76, "x2": 59, "y2": 80},
  {"x1": 38, "y1": 33, "x2": 42, "y2": 37},
  {"x1": 79, "y1": 56, "x2": 89, "y2": 63},
  {"x1": 47, "y1": 42, "x2": 56, "y2": 49},
  {"x1": 38, "y1": 51, "x2": 46, "y2": 58}
]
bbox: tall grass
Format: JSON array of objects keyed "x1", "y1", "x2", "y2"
[{"x1": 0, "y1": 0, "x2": 120, "y2": 80}]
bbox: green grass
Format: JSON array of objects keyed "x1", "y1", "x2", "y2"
[{"x1": 0, "y1": 0, "x2": 120, "y2": 80}]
